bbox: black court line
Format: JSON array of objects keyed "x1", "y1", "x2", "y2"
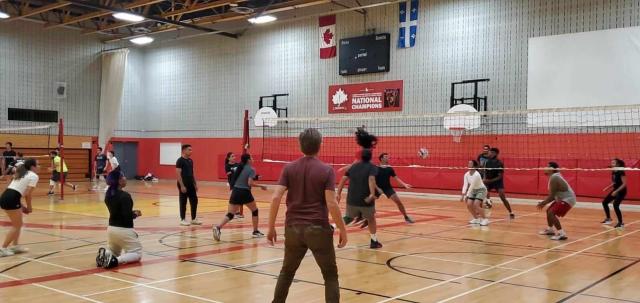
[
  {"x1": 555, "y1": 258, "x2": 640, "y2": 303},
  {"x1": 181, "y1": 257, "x2": 420, "y2": 303},
  {"x1": 0, "y1": 251, "x2": 59, "y2": 274},
  {"x1": 381, "y1": 229, "x2": 639, "y2": 262}
]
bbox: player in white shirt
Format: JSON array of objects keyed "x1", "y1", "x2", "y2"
[
  {"x1": 107, "y1": 151, "x2": 120, "y2": 172},
  {"x1": 461, "y1": 160, "x2": 489, "y2": 226},
  {"x1": 0, "y1": 158, "x2": 39, "y2": 257}
]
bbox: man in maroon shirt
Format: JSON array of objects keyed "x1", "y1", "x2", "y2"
[{"x1": 268, "y1": 128, "x2": 347, "y2": 303}]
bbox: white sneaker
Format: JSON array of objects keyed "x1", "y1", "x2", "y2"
[
  {"x1": 550, "y1": 233, "x2": 567, "y2": 241},
  {"x1": 213, "y1": 226, "x2": 221, "y2": 241},
  {"x1": 190, "y1": 219, "x2": 202, "y2": 225},
  {"x1": 480, "y1": 219, "x2": 489, "y2": 226},
  {"x1": 538, "y1": 228, "x2": 555, "y2": 236},
  {"x1": 0, "y1": 248, "x2": 15, "y2": 257},
  {"x1": 9, "y1": 246, "x2": 28, "y2": 254},
  {"x1": 469, "y1": 218, "x2": 479, "y2": 224},
  {"x1": 180, "y1": 220, "x2": 191, "y2": 226}
]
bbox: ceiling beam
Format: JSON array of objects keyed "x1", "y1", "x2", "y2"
[
  {"x1": 4, "y1": 1, "x2": 71, "y2": 21},
  {"x1": 103, "y1": 0, "x2": 329, "y2": 43},
  {"x1": 67, "y1": 0, "x2": 237, "y2": 37},
  {"x1": 45, "y1": 0, "x2": 165, "y2": 29},
  {"x1": 160, "y1": 0, "x2": 232, "y2": 18}
]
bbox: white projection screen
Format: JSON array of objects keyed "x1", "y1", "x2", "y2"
[{"x1": 527, "y1": 26, "x2": 640, "y2": 127}]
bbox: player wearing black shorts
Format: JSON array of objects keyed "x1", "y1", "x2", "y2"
[
  {"x1": 601, "y1": 158, "x2": 627, "y2": 228},
  {"x1": 224, "y1": 152, "x2": 243, "y2": 219},
  {"x1": 375, "y1": 153, "x2": 414, "y2": 223},
  {"x1": 93, "y1": 147, "x2": 108, "y2": 191},
  {"x1": 213, "y1": 153, "x2": 267, "y2": 241},
  {"x1": 483, "y1": 148, "x2": 515, "y2": 219},
  {"x1": 2, "y1": 142, "x2": 17, "y2": 179}
]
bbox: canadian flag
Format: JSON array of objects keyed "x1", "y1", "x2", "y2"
[{"x1": 319, "y1": 15, "x2": 336, "y2": 59}]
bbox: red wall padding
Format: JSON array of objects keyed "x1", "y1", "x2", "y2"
[{"x1": 112, "y1": 134, "x2": 640, "y2": 200}]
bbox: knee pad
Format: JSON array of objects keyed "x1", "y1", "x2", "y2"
[
  {"x1": 226, "y1": 213, "x2": 234, "y2": 220},
  {"x1": 252, "y1": 209, "x2": 259, "y2": 217}
]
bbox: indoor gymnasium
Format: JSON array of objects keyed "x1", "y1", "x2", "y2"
[{"x1": 1, "y1": 0, "x2": 640, "y2": 302}]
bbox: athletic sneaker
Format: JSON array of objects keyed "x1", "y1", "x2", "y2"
[
  {"x1": 235, "y1": 213, "x2": 244, "y2": 219},
  {"x1": 404, "y1": 216, "x2": 415, "y2": 224},
  {"x1": 509, "y1": 213, "x2": 515, "y2": 220},
  {"x1": 601, "y1": 219, "x2": 612, "y2": 225},
  {"x1": 370, "y1": 240, "x2": 383, "y2": 249},
  {"x1": 213, "y1": 226, "x2": 221, "y2": 241},
  {"x1": 9, "y1": 246, "x2": 28, "y2": 254},
  {"x1": 190, "y1": 219, "x2": 203, "y2": 225},
  {"x1": 72, "y1": 185, "x2": 77, "y2": 191},
  {"x1": 252, "y1": 230, "x2": 265, "y2": 238},
  {"x1": 180, "y1": 220, "x2": 191, "y2": 226},
  {"x1": 47, "y1": 191, "x2": 54, "y2": 196},
  {"x1": 0, "y1": 248, "x2": 15, "y2": 257},
  {"x1": 615, "y1": 222, "x2": 625, "y2": 229},
  {"x1": 105, "y1": 255, "x2": 119, "y2": 269},
  {"x1": 538, "y1": 228, "x2": 555, "y2": 236},
  {"x1": 469, "y1": 218, "x2": 480, "y2": 224},
  {"x1": 550, "y1": 234, "x2": 568, "y2": 241},
  {"x1": 96, "y1": 247, "x2": 106, "y2": 267},
  {"x1": 480, "y1": 219, "x2": 490, "y2": 226}
]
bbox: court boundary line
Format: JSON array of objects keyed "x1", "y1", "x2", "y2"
[
  {"x1": 375, "y1": 220, "x2": 640, "y2": 303},
  {"x1": 0, "y1": 272, "x2": 104, "y2": 303},
  {"x1": 436, "y1": 229, "x2": 640, "y2": 303}
]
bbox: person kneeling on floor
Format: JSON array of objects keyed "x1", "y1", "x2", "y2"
[{"x1": 96, "y1": 170, "x2": 142, "y2": 269}]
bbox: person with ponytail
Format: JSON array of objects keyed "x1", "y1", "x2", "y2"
[
  {"x1": 0, "y1": 158, "x2": 38, "y2": 257},
  {"x1": 213, "y1": 153, "x2": 267, "y2": 241},
  {"x1": 95, "y1": 170, "x2": 142, "y2": 269},
  {"x1": 338, "y1": 127, "x2": 378, "y2": 174},
  {"x1": 224, "y1": 152, "x2": 243, "y2": 219}
]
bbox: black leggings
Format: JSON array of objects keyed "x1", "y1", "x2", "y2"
[
  {"x1": 179, "y1": 184, "x2": 198, "y2": 220},
  {"x1": 602, "y1": 190, "x2": 626, "y2": 223}
]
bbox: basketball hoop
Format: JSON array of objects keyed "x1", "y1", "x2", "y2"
[
  {"x1": 443, "y1": 104, "x2": 481, "y2": 143},
  {"x1": 450, "y1": 128, "x2": 465, "y2": 143}
]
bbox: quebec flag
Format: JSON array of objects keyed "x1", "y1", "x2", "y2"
[{"x1": 398, "y1": 0, "x2": 418, "y2": 48}]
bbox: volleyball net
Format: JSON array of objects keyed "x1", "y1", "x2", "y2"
[{"x1": 259, "y1": 105, "x2": 640, "y2": 198}]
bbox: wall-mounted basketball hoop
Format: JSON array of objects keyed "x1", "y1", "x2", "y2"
[{"x1": 443, "y1": 104, "x2": 481, "y2": 143}]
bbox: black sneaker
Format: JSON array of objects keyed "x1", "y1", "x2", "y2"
[
  {"x1": 509, "y1": 213, "x2": 515, "y2": 220},
  {"x1": 370, "y1": 240, "x2": 383, "y2": 249},
  {"x1": 96, "y1": 247, "x2": 106, "y2": 267},
  {"x1": 47, "y1": 191, "x2": 54, "y2": 196},
  {"x1": 404, "y1": 216, "x2": 415, "y2": 224},
  {"x1": 252, "y1": 230, "x2": 265, "y2": 238},
  {"x1": 105, "y1": 255, "x2": 119, "y2": 269},
  {"x1": 615, "y1": 222, "x2": 625, "y2": 229}
]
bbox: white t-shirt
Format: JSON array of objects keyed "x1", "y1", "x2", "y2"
[
  {"x1": 462, "y1": 170, "x2": 486, "y2": 194},
  {"x1": 8, "y1": 171, "x2": 39, "y2": 196},
  {"x1": 109, "y1": 157, "x2": 119, "y2": 170}
]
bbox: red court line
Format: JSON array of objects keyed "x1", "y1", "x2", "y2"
[
  {"x1": 0, "y1": 214, "x2": 451, "y2": 289},
  {"x1": 0, "y1": 211, "x2": 450, "y2": 232}
]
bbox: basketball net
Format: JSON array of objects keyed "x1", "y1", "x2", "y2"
[{"x1": 450, "y1": 128, "x2": 465, "y2": 143}]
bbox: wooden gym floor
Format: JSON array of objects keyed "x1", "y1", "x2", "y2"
[{"x1": 0, "y1": 180, "x2": 638, "y2": 303}]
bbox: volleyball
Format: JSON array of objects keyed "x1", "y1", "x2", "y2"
[{"x1": 418, "y1": 147, "x2": 429, "y2": 159}]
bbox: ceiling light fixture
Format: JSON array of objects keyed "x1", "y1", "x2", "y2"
[
  {"x1": 248, "y1": 15, "x2": 277, "y2": 24},
  {"x1": 113, "y1": 12, "x2": 145, "y2": 22},
  {"x1": 0, "y1": 11, "x2": 10, "y2": 19},
  {"x1": 129, "y1": 36, "x2": 154, "y2": 45}
]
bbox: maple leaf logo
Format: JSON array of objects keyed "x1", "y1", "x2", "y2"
[
  {"x1": 323, "y1": 28, "x2": 333, "y2": 45},
  {"x1": 332, "y1": 88, "x2": 348, "y2": 106}
]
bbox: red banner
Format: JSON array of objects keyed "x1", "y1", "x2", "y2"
[{"x1": 328, "y1": 80, "x2": 403, "y2": 114}]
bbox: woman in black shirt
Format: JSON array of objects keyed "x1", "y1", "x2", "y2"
[
  {"x1": 601, "y1": 158, "x2": 627, "y2": 228},
  {"x1": 96, "y1": 170, "x2": 142, "y2": 269},
  {"x1": 224, "y1": 152, "x2": 243, "y2": 219}
]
